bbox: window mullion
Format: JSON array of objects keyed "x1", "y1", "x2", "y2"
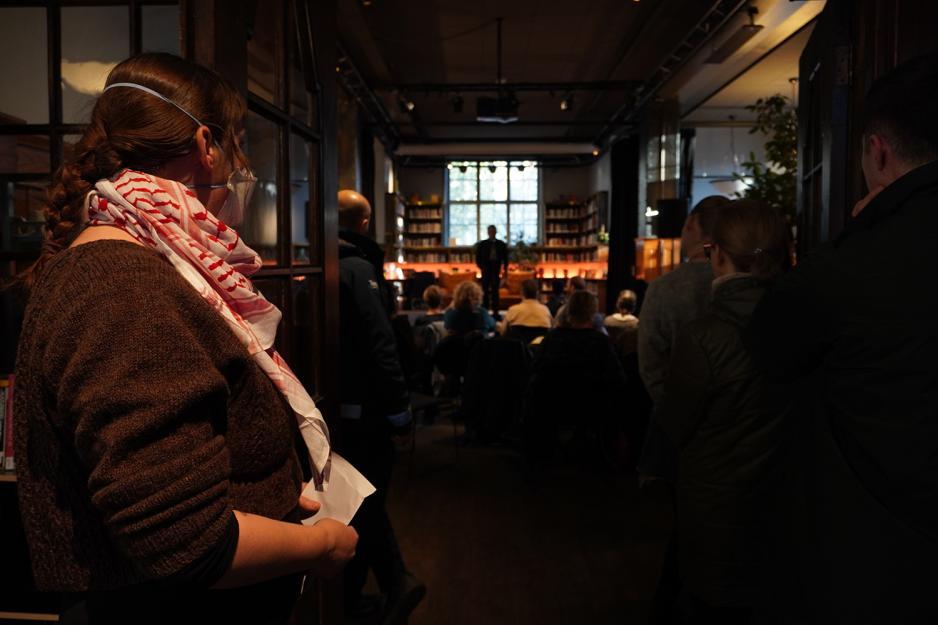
[{"x1": 476, "y1": 164, "x2": 480, "y2": 244}]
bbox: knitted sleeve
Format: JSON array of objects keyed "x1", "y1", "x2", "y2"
[{"x1": 44, "y1": 252, "x2": 239, "y2": 581}]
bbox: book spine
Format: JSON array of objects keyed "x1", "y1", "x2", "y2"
[{"x1": 4, "y1": 375, "x2": 13, "y2": 471}]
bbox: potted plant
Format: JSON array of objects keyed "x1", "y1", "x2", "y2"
[
  {"x1": 733, "y1": 94, "x2": 797, "y2": 223},
  {"x1": 509, "y1": 240, "x2": 539, "y2": 271}
]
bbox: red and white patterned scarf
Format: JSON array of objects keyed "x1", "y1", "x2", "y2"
[{"x1": 87, "y1": 169, "x2": 332, "y2": 486}]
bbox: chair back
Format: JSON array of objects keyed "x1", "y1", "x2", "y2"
[
  {"x1": 506, "y1": 324, "x2": 549, "y2": 345},
  {"x1": 461, "y1": 337, "x2": 532, "y2": 441}
]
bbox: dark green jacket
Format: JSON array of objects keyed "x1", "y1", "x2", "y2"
[{"x1": 659, "y1": 275, "x2": 785, "y2": 608}]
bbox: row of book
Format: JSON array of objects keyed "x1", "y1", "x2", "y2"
[
  {"x1": 406, "y1": 224, "x2": 443, "y2": 233},
  {"x1": 544, "y1": 235, "x2": 597, "y2": 247},
  {"x1": 406, "y1": 208, "x2": 443, "y2": 219},
  {"x1": 539, "y1": 251, "x2": 598, "y2": 262},
  {"x1": 403, "y1": 237, "x2": 440, "y2": 247},
  {"x1": 545, "y1": 207, "x2": 590, "y2": 219},
  {"x1": 403, "y1": 253, "x2": 448, "y2": 263},
  {"x1": 0, "y1": 375, "x2": 15, "y2": 472}
]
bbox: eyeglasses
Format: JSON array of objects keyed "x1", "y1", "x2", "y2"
[{"x1": 703, "y1": 243, "x2": 713, "y2": 260}]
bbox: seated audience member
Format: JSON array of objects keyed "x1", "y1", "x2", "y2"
[
  {"x1": 500, "y1": 279, "x2": 552, "y2": 335},
  {"x1": 527, "y1": 291, "x2": 629, "y2": 468},
  {"x1": 657, "y1": 200, "x2": 791, "y2": 624},
  {"x1": 553, "y1": 276, "x2": 607, "y2": 333},
  {"x1": 545, "y1": 278, "x2": 566, "y2": 316},
  {"x1": 444, "y1": 280, "x2": 496, "y2": 336},
  {"x1": 414, "y1": 285, "x2": 445, "y2": 327},
  {"x1": 414, "y1": 286, "x2": 447, "y2": 394},
  {"x1": 605, "y1": 289, "x2": 639, "y2": 333}
]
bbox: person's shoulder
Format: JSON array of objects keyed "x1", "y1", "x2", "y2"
[
  {"x1": 26, "y1": 241, "x2": 227, "y2": 346},
  {"x1": 36, "y1": 240, "x2": 181, "y2": 299}
]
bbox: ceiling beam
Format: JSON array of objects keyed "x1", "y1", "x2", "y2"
[
  {"x1": 384, "y1": 120, "x2": 635, "y2": 127},
  {"x1": 379, "y1": 81, "x2": 641, "y2": 93},
  {"x1": 594, "y1": 0, "x2": 751, "y2": 148},
  {"x1": 396, "y1": 142, "x2": 598, "y2": 155},
  {"x1": 336, "y1": 42, "x2": 402, "y2": 149}
]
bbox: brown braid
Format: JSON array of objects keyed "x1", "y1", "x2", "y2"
[{"x1": 17, "y1": 53, "x2": 246, "y2": 292}]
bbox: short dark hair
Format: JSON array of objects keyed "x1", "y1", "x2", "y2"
[
  {"x1": 487, "y1": 224, "x2": 497, "y2": 232},
  {"x1": 863, "y1": 53, "x2": 938, "y2": 165},
  {"x1": 690, "y1": 195, "x2": 731, "y2": 239},
  {"x1": 521, "y1": 279, "x2": 538, "y2": 299},
  {"x1": 567, "y1": 290, "x2": 598, "y2": 326},
  {"x1": 569, "y1": 276, "x2": 587, "y2": 291},
  {"x1": 423, "y1": 285, "x2": 442, "y2": 309}
]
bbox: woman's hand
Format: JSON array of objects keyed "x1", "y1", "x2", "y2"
[{"x1": 311, "y1": 519, "x2": 359, "y2": 578}]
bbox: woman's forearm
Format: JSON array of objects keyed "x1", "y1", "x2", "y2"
[{"x1": 211, "y1": 511, "x2": 337, "y2": 589}]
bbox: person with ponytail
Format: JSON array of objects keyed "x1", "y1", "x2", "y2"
[
  {"x1": 13, "y1": 53, "x2": 357, "y2": 624},
  {"x1": 655, "y1": 199, "x2": 792, "y2": 624}
]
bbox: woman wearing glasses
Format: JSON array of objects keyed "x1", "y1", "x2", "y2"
[
  {"x1": 657, "y1": 199, "x2": 792, "y2": 624},
  {"x1": 14, "y1": 53, "x2": 357, "y2": 624}
]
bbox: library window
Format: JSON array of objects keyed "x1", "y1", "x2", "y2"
[{"x1": 447, "y1": 160, "x2": 539, "y2": 246}]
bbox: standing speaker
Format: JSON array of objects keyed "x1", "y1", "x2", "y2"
[{"x1": 656, "y1": 198, "x2": 689, "y2": 238}]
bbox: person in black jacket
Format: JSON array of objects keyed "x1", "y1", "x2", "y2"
[
  {"x1": 475, "y1": 225, "x2": 508, "y2": 315},
  {"x1": 658, "y1": 200, "x2": 791, "y2": 624},
  {"x1": 749, "y1": 55, "x2": 938, "y2": 625},
  {"x1": 337, "y1": 190, "x2": 425, "y2": 623},
  {"x1": 527, "y1": 290, "x2": 630, "y2": 470}
]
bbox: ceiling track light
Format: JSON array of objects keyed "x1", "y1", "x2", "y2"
[
  {"x1": 560, "y1": 95, "x2": 574, "y2": 112},
  {"x1": 705, "y1": 5, "x2": 763, "y2": 64},
  {"x1": 398, "y1": 93, "x2": 416, "y2": 113}
]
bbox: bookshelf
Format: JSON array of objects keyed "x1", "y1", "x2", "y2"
[
  {"x1": 543, "y1": 198, "x2": 600, "y2": 262},
  {"x1": 401, "y1": 202, "x2": 445, "y2": 263},
  {"x1": 383, "y1": 193, "x2": 406, "y2": 264}
]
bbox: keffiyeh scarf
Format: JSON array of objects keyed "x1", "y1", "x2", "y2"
[{"x1": 87, "y1": 169, "x2": 332, "y2": 486}]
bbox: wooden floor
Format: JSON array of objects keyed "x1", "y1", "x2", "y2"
[{"x1": 370, "y1": 423, "x2": 673, "y2": 625}]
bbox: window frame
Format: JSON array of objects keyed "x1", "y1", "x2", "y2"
[
  {"x1": 445, "y1": 160, "x2": 539, "y2": 247},
  {"x1": 0, "y1": 0, "x2": 182, "y2": 264}
]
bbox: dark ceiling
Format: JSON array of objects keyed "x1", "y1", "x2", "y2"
[{"x1": 337, "y1": 0, "x2": 742, "y2": 147}]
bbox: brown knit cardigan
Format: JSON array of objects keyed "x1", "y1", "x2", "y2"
[{"x1": 14, "y1": 241, "x2": 304, "y2": 591}]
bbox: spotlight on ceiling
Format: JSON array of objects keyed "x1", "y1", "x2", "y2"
[
  {"x1": 398, "y1": 94, "x2": 416, "y2": 113},
  {"x1": 591, "y1": 147, "x2": 601, "y2": 157},
  {"x1": 451, "y1": 95, "x2": 464, "y2": 114},
  {"x1": 560, "y1": 95, "x2": 573, "y2": 112}
]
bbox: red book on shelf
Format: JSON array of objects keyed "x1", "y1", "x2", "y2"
[{"x1": 4, "y1": 374, "x2": 13, "y2": 471}]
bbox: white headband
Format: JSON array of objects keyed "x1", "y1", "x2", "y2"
[{"x1": 103, "y1": 82, "x2": 206, "y2": 129}]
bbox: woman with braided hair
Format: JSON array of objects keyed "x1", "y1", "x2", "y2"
[
  {"x1": 656, "y1": 199, "x2": 792, "y2": 624},
  {"x1": 13, "y1": 53, "x2": 357, "y2": 624}
]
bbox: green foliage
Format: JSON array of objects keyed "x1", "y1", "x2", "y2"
[
  {"x1": 509, "y1": 240, "x2": 539, "y2": 269},
  {"x1": 597, "y1": 226, "x2": 610, "y2": 245},
  {"x1": 733, "y1": 94, "x2": 798, "y2": 220}
]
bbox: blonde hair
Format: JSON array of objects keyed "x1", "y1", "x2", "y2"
[{"x1": 453, "y1": 280, "x2": 482, "y2": 313}]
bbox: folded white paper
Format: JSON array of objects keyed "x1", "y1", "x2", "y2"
[{"x1": 300, "y1": 452, "x2": 375, "y2": 526}]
